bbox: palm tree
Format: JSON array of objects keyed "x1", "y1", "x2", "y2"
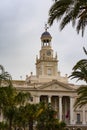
[
  {"x1": 0, "y1": 85, "x2": 31, "y2": 130},
  {"x1": 25, "y1": 103, "x2": 38, "y2": 130},
  {"x1": 69, "y1": 47, "x2": 87, "y2": 83},
  {"x1": 13, "y1": 106, "x2": 27, "y2": 130},
  {"x1": 0, "y1": 85, "x2": 16, "y2": 130},
  {"x1": 48, "y1": 0, "x2": 87, "y2": 36},
  {"x1": 0, "y1": 65, "x2": 12, "y2": 86},
  {"x1": 74, "y1": 85, "x2": 87, "y2": 108},
  {"x1": 0, "y1": 121, "x2": 8, "y2": 130},
  {"x1": 69, "y1": 47, "x2": 87, "y2": 108},
  {"x1": 3, "y1": 106, "x2": 17, "y2": 130},
  {"x1": 36, "y1": 103, "x2": 66, "y2": 130}
]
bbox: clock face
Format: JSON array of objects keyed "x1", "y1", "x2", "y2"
[{"x1": 47, "y1": 50, "x2": 51, "y2": 56}]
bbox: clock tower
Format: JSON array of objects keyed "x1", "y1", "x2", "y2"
[
  {"x1": 26, "y1": 25, "x2": 68, "y2": 83},
  {"x1": 36, "y1": 25, "x2": 58, "y2": 79}
]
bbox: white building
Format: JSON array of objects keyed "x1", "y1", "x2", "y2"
[{"x1": 1, "y1": 27, "x2": 87, "y2": 130}]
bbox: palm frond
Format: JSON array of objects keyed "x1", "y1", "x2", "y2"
[
  {"x1": 48, "y1": 0, "x2": 73, "y2": 26},
  {"x1": 48, "y1": 0, "x2": 87, "y2": 36},
  {"x1": 76, "y1": 15, "x2": 86, "y2": 36},
  {"x1": 74, "y1": 85, "x2": 87, "y2": 108},
  {"x1": 83, "y1": 47, "x2": 87, "y2": 55},
  {"x1": 0, "y1": 65, "x2": 5, "y2": 73},
  {"x1": 60, "y1": 11, "x2": 73, "y2": 30},
  {"x1": 69, "y1": 47, "x2": 87, "y2": 83},
  {"x1": 0, "y1": 65, "x2": 12, "y2": 86},
  {"x1": 73, "y1": 59, "x2": 87, "y2": 70}
]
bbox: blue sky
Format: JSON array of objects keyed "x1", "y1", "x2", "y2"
[{"x1": 0, "y1": 0, "x2": 87, "y2": 84}]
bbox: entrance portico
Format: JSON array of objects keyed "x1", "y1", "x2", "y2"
[{"x1": 39, "y1": 95, "x2": 71, "y2": 124}]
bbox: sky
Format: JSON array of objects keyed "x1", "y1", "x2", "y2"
[{"x1": 0, "y1": 0, "x2": 87, "y2": 84}]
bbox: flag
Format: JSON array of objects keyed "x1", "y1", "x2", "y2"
[{"x1": 66, "y1": 110, "x2": 70, "y2": 118}]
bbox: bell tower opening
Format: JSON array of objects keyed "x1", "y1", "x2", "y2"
[{"x1": 41, "y1": 24, "x2": 52, "y2": 47}]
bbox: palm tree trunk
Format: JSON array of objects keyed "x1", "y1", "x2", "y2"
[
  {"x1": 8, "y1": 119, "x2": 12, "y2": 130},
  {"x1": 0, "y1": 80, "x2": 1, "y2": 86},
  {"x1": 23, "y1": 124, "x2": 26, "y2": 130},
  {"x1": 28, "y1": 119, "x2": 33, "y2": 130}
]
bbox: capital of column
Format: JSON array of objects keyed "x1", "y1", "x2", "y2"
[
  {"x1": 59, "y1": 95, "x2": 62, "y2": 98},
  {"x1": 70, "y1": 96, "x2": 75, "y2": 98},
  {"x1": 59, "y1": 96, "x2": 63, "y2": 99}
]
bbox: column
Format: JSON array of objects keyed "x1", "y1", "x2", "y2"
[
  {"x1": 48, "y1": 96, "x2": 51, "y2": 103},
  {"x1": 82, "y1": 106, "x2": 86, "y2": 125},
  {"x1": 36, "y1": 96, "x2": 40, "y2": 103},
  {"x1": 59, "y1": 96, "x2": 62, "y2": 121},
  {"x1": 70, "y1": 97, "x2": 74, "y2": 124}
]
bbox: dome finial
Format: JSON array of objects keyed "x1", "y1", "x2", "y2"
[
  {"x1": 41, "y1": 24, "x2": 52, "y2": 43},
  {"x1": 45, "y1": 23, "x2": 49, "y2": 31}
]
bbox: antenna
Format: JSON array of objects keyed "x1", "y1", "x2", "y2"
[{"x1": 44, "y1": 23, "x2": 49, "y2": 31}]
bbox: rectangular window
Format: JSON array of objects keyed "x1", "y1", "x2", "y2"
[
  {"x1": 30, "y1": 97, "x2": 33, "y2": 102},
  {"x1": 77, "y1": 113, "x2": 80, "y2": 123},
  {"x1": 47, "y1": 68, "x2": 52, "y2": 75}
]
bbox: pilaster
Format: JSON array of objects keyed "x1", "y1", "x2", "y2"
[{"x1": 82, "y1": 106, "x2": 86, "y2": 125}]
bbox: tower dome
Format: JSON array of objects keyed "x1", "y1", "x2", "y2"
[{"x1": 41, "y1": 24, "x2": 52, "y2": 43}]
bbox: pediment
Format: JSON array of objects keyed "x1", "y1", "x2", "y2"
[{"x1": 38, "y1": 80, "x2": 75, "y2": 92}]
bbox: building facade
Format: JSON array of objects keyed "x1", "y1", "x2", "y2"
[{"x1": 1, "y1": 27, "x2": 87, "y2": 130}]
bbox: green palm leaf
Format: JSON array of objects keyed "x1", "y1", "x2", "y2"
[
  {"x1": 48, "y1": 0, "x2": 87, "y2": 36},
  {"x1": 0, "y1": 65, "x2": 12, "y2": 86},
  {"x1": 74, "y1": 85, "x2": 87, "y2": 108}
]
